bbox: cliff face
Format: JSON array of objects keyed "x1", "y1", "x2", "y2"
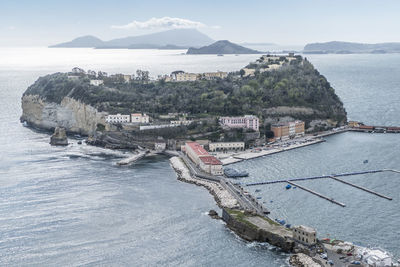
[{"x1": 21, "y1": 94, "x2": 107, "y2": 135}]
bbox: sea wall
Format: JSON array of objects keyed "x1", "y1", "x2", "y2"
[
  {"x1": 21, "y1": 95, "x2": 107, "y2": 135},
  {"x1": 169, "y1": 156, "x2": 238, "y2": 209},
  {"x1": 221, "y1": 209, "x2": 295, "y2": 252}
]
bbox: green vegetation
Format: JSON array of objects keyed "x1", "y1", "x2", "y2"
[
  {"x1": 226, "y1": 209, "x2": 259, "y2": 230},
  {"x1": 24, "y1": 56, "x2": 346, "y2": 124}
]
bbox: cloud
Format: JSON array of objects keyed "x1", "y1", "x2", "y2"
[{"x1": 111, "y1": 17, "x2": 219, "y2": 30}]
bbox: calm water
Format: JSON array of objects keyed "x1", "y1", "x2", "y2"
[{"x1": 0, "y1": 48, "x2": 399, "y2": 265}]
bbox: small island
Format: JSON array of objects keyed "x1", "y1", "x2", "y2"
[{"x1": 186, "y1": 40, "x2": 262, "y2": 54}]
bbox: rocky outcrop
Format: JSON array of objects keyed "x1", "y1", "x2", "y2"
[
  {"x1": 221, "y1": 209, "x2": 295, "y2": 252},
  {"x1": 50, "y1": 127, "x2": 68, "y2": 146},
  {"x1": 21, "y1": 94, "x2": 107, "y2": 135},
  {"x1": 290, "y1": 253, "x2": 322, "y2": 267}
]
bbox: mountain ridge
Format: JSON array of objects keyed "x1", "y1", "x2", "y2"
[
  {"x1": 50, "y1": 29, "x2": 214, "y2": 49},
  {"x1": 304, "y1": 41, "x2": 400, "y2": 54}
]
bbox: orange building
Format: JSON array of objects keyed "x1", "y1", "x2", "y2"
[{"x1": 271, "y1": 120, "x2": 305, "y2": 140}]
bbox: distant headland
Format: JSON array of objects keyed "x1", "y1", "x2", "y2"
[{"x1": 303, "y1": 41, "x2": 400, "y2": 54}]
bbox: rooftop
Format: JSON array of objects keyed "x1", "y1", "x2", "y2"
[
  {"x1": 295, "y1": 225, "x2": 316, "y2": 233},
  {"x1": 200, "y1": 156, "x2": 222, "y2": 165},
  {"x1": 186, "y1": 142, "x2": 209, "y2": 156}
]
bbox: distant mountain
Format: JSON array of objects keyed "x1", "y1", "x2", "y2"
[
  {"x1": 50, "y1": 29, "x2": 214, "y2": 49},
  {"x1": 50, "y1": 35, "x2": 104, "y2": 48},
  {"x1": 304, "y1": 41, "x2": 400, "y2": 54},
  {"x1": 187, "y1": 40, "x2": 262, "y2": 54}
]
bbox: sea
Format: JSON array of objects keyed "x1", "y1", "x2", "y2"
[{"x1": 0, "y1": 48, "x2": 399, "y2": 266}]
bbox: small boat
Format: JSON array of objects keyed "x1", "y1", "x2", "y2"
[
  {"x1": 275, "y1": 219, "x2": 286, "y2": 225},
  {"x1": 285, "y1": 224, "x2": 291, "y2": 228},
  {"x1": 77, "y1": 141, "x2": 82, "y2": 145},
  {"x1": 217, "y1": 54, "x2": 224, "y2": 56},
  {"x1": 363, "y1": 159, "x2": 369, "y2": 164},
  {"x1": 255, "y1": 189, "x2": 261, "y2": 193},
  {"x1": 256, "y1": 196, "x2": 262, "y2": 200},
  {"x1": 285, "y1": 184, "x2": 292, "y2": 189},
  {"x1": 224, "y1": 168, "x2": 249, "y2": 178}
]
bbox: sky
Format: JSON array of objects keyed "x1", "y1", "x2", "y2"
[{"x1": 1, "y1": 0, "x2": 400, "y2": 47}]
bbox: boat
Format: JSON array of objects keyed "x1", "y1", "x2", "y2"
[
  {"x1": 217, "y1": 54, "x2": 224, "y2": 56},
  {"x1": 224, "y1": 168, "x2": 249, "y2": 178},
  {"x1": 363, "y1": 159, "x2": 369, "y2": 164},
  {"x1": 285, "y1": 224, "x2": 291, "y2": 228},
  {"x1": 275, "y1": 219, "x2": 286, "y2": 225},
  {"x1": 255, "y1": 189, "x2": 261, "y2": 193},
  {"x1": 285, "y1": 184, "x2": 292, "y2": 189},
  {"x1": 256, "y1": 196, "x2": 262, "y2": 200}
]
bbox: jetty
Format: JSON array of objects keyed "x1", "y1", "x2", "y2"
[{"x1": 246, "y1": 169, "x2": 399, "y2": 207}]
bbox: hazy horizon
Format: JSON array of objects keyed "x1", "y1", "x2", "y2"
[{"x1": 2, "y1": 0, "x2": 400, "y2": 47}]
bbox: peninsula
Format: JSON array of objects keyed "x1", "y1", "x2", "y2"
[
  {"x1": 21, "y1": 54, "x2": 346, "y2": 150},
  {"x1": 304, "y1": 41, "x2": 400, "y2": 54}
]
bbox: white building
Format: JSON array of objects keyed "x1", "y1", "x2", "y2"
[
  {"x1": 184, "y1": 142, "x2": 223, "y2": 175},
  {"x1": 131, "y1": 113, "x2": 150, "y2": 124},
  {"x1": 203, "y1": 71, "x2": 228, "y2": 80},
  {"x1": 175, "y1": 72, "x2": 198, "y2": 82},
  {"x1": 154, "y1": 142, "x2": 166, "y2": 152},
  {"x1": 358, "y1": 247, "x2": 396, "y2": 267},
  {"x1": 90, "y1": 79, "x2": 104, "y2": 86},
  {"x1": 170, "y1": 118, "x2": 192, "y2": 126},
  {"x1": 219, "y1": 115, "x2": 260, "y2": 131},
  {"x1": 105, "y1": 114, "x2": 130, "y2": 124},
  {"x1": 293, "y1": 225, "x2": 317, "y2": 246},
  {"x1": 209, "y1": 142, "x2": 245, "y2": 152}
]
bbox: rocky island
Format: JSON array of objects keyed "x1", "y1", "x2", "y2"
[
  {"x1": 187, "y1": 40, "x2": 262, "y2": 54},
  {"x1": 20, "y1": 54, "x2": 346, "y2": 150}
]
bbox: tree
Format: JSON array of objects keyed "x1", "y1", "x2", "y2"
[{"x1": 239, "y1": 69, "x2": 245, "y2": 77}]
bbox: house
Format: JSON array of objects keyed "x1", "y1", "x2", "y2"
[
  {"x1": 105, "y1": 114, "x2": 130, "y2": 124},
  {"x1": 241, "y1": 68, "x2": 256, "y2": 77},
  {"x1": 131, "y1": 113, "x2": 150, "y2": 124},
  {"x1": 90, "y1": 79, "x2": 104, "y2": 86},
  {"x1": 293, "y1": 225, "x2": 317, "y2": 246},
  {"x1": 209, "y1": 142, "x2": 245, "y2": 152},
  {"x1": 219, "y1": 115, "x2": 259, "y2": 131},
  {"x1": 123, "y1": 75, "x2": 132, "y2": 83},
  {"x1": 271, "y1": 120, "x2": 305, "y2": 140}
]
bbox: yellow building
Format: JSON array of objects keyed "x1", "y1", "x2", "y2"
[
  {"x1": 271, "y1": 120, "x2": 305, "y2": 140},
  {"x1": 293, "y1": 225, "x2": 317, "y2": 246}
]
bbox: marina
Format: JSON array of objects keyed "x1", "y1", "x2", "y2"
[{"x1": 245, "y1": 169, "x2": 399, "y2": 207}]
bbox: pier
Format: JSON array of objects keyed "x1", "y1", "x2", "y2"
[
  {"x1": 329, "y1": 176, "x2": 392, "y2": 200},
  {"x1": 287, "y1": 181, "x2": 346, "y2": 207},
  {"x1": 246, "y1": 169, "x2": 399, "y2": 207}
]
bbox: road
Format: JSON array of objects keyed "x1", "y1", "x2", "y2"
[{"x1": 178, "y1": 152, "x2": 268, "y2": 216}]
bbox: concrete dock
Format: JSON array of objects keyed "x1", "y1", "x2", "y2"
[
  {"x1": 246, "y1": 169, "x2": 399, "y2": 207},
  {"x1": 329, "y1": 176, "x2": 392, "y2": 200},
  {"x1": 287, "y1": 181, "x2": 346, "y2": 207}
]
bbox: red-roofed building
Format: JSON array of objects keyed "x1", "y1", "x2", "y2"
[{"x1": 184, "y1": 142, "x2": 223, "y2": 175}]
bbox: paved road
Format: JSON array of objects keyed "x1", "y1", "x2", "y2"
[{"x1": 178, "y1": 152, "x2": 268, "y2": 215}]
